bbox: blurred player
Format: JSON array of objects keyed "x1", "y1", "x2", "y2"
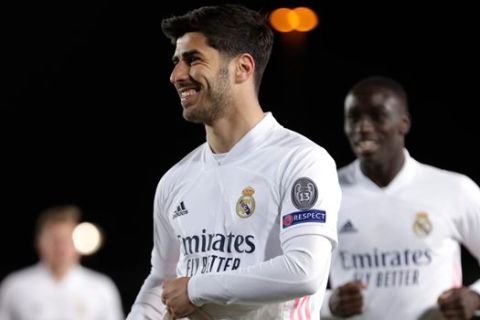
[
  {"x1": 321, "y1": 76, "x2": 480, "y2": 319},
  {"x1": 0, "y1": 205, "x2": 124, "y2": 320}
]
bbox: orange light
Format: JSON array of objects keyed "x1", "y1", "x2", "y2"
[
  {"x1": 293, "y1": 7, "x2": 318, "y2": 32},
  {"x1": 269, "y1": 7, "x2": 319, "y2": 33},
  {"x1": 269, "y1": 8, "x2": 294, "y2": 32},
  {"x1": 287, "y1": 9, "x2": 300, "y2": 30}
]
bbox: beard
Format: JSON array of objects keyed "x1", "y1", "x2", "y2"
[{"x1": 183, "y1": 67, "x2": 233, "y2": 125}]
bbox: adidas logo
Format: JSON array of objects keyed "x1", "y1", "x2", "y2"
[
  {"x1": 339, "y1": 220, "x2": 358, "y2": 233},
  {"x1": 172, "y1": 201, "x2": 189, "y2": 219}
]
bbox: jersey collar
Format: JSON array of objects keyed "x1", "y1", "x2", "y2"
[
  {"x1": 354, "y1": 148, "x2": 417, "y2": 193},
  {"x1": 204, "y1": 112, "x2": 279, "y2": 166}
]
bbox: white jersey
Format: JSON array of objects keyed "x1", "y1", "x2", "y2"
[
  {"x1": 321, "y1": 150, "x2": 480, "y2": 320},
  {"x1": 127, "y1": 112, "x2": 341, "y2": 320},
  {"x1": 0, "y1": 263, "x2": 124, "y2": 320}
]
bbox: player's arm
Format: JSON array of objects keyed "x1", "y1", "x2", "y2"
[
  {"x1": 162, "y1": 235, "x2": 333, "y2": 319},
  {"x1": 438, "y1": 176, "x2": 480, "y2": 319},
  {"x1": 126, "y1": 182, "x2": 180, "y2": 320},
  {"x1": 163, "y1": 147, "x2": 340, "y2": 315},
  {"x1": 188, "y1": 233, "x2": 332, "y2": 304},
  {"x1": 0, "y1": 278, "x2": 14, "y2": 320},
  {"x1": 100, "y1": 277, "x2": 126, "y2": 320}
]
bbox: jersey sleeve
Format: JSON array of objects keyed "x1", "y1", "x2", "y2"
[
  {"x1": 279, "y1": 146, "x2": 341, "y2": 248},
  {"x1": 188, "y1": 234, "x2": 332, "y2": 306},
  {"x1": 99, "y1": 276, "x2": 125, "y2": 320},
  {"x1": 0, "y1": 276, "x2": 15, "y2": 320},
  {"x1": 187, "y1": 146, "x2": 340, "y2": 307},
  {"x1": 126, "y1": 178, "x2": 181, "y2": 320},
  {"x1": 455, "y1": 176, "x2": 480, "y2": 294}
]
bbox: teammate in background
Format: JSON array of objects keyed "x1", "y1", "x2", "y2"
[
  {"x1": 126, "y1": 4, "x2": 341, "y2": 320},
  {"x1": 0, "y1": 205, "x2": 124, "y2": 320},
  {"x1": 321, "y1": 76, "x2": 480, "y2": 319}
]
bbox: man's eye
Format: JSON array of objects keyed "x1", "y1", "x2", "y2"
[{"x1": 187, "y1": 56, "x2": 200, "y2": 64}]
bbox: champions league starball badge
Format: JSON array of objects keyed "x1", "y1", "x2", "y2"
[
  {"x1": 291, "y1": 177, "x2": 318, "y2": 210},
  {"x1": 236, "y1": 186, "x2": 256, "y2": 218},
  {"x1": 413, "y1": 211, "x2": 433, "y2": 237}
]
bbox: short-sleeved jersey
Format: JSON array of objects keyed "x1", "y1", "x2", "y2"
[
  {"x1": 325, "y1": 150, "x2": 480, "y2": 319},
  {"x1": 150, "y1": 112, "x2": 340, "y2": 319},
  {"x1": 0, "y1": 263, "x2": 124, "y2": 320}
]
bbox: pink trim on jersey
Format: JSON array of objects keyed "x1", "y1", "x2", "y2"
[
  {"x1": 303, "y1": 296, "x2": 311, "y2": 320},
  {"x1": 297, "y1": 297, "x2": 305, "y2": 320},
  {"x1": 290, "y1": 296, "x2": 311, "y2": 320},
  {"x1": 452, "y1": 259, "x2": 463, "y2": 288},
  {"x1": 290, "y1": 297, "x2": 300, "y2": 320}
]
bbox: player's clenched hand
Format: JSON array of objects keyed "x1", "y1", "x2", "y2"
[
  {"x1": 438, "y1": 287, "x2": 480, "y2": 320},
  {"x1": 329, "y1": 280, "x2": 366, "y2": 317},
  {"x1": 162, "y1": 277, "x2": 197, "y2": 319}
]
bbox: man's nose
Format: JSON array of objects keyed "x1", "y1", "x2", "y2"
[
  {"x1": 170, "y1": 62, "x2": 189, "y2": 84},
  {"x1": 356, "y1": 117, "x2": 374, "y2": 133}
]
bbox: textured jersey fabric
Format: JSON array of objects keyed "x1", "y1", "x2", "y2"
[
  {"x1": 322, "y1": 150, "x2": 480, "y2": 319},
  {"x1": 127, "y1": 112, "x2": 341, "y2": 319}
]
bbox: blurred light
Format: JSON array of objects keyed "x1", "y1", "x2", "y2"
[
  {"x1": 73, "y1": 222, "x2": 103, "y2": 255},
  {"x1": 269, "y1": 8, "x2": 294, "y2": 32},
  {"x1": 269, "y1": 7, "x2": 319, "y2": 33},
  {"x1": 293, "y1": 7, "x2": 318, "y2": 32},
  {"x1": 287, "y1": 9, "x2": 300, "y2": 30}
]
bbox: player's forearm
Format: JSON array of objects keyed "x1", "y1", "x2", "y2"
[
  {"x1": 127, "y1": 304, "x2": 163, "y2": 320},
  {"x1": 126, "y1": 272, "x2": 168, "y2": 320},
  {"x1": 188, "y1": 235, "x2": 332, "y2": 306}
]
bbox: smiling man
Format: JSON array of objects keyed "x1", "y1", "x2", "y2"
[
  {"x1": 126, "y1": 4, "x2": 341, "y2": 320},
  {"x1": 321, "y1": 76, "x2": 480, "y2": 320}
]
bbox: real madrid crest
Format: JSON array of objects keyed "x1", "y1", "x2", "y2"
[
  {"x1": 413, "y1": 211, "x2": 433, "y2": 237},
  {"x1": 236, "y1": 186, "x2": 256, "y2": 218}
]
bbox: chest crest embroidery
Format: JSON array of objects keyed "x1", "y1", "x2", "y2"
[
  {"x1": 236, "y1": 186, "x2": 256, "y2": 218},
  {"x1": 412, "y1": 211, "x2": 433, "y2": 237}
]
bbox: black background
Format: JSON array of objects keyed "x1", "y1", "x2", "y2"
[{"x1": 2, "y1": 0, "x2": 479, "y2": 314}]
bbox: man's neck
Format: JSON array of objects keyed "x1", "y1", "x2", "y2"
[
  {"x1": 361, "y1": 149, "x2": 406, "y2": 188},
  {"x1": 47, "y1": 263, "x2": 76, "y2": 281},
  {"x1": 206, "y1": 105, "x2": 264, "y2": 154}
]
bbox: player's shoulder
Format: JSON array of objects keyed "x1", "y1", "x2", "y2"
[
  {"x1": 167, "y1": 142, "x2": 205, "y2": 173},
  {"x1": 156, "y1": 143, "x2": 207, "y2": 189},
  {"x1": 337, "y1": 161, "x2": 357, "y2": 186},
  {"x1": 416, "y1": 160, "x2": 479, "y2": 192},
  {"x1": 274, "y1": 126, "x2": 334, "y2": 161},
  {"x1": 77, "y1": 266, "x2": 118, "y2": 290},
  {"x1": 0, "y1": 264, "x2": 40, "y2": 291},
  {"x1": 273, "y1": 125, "x2": 320, "y2": 147}
]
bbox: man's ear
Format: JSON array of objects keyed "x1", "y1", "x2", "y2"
[
  {"x1": 399, "y1": 113, "x2": 411, "y2": 135},
  {"x1": 234, "y1": 53, "x2": 255, "y2": 84}
]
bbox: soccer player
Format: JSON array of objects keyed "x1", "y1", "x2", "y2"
[
  {"x1": 126, "y1": 4, "x2": 341, "y2": 320},
  {"x1": 0, "y1": 205, "x2": 124, "y2": 320},
  {"x1": 321, "y1": 76, "x2": 480, "y2": 319}
]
